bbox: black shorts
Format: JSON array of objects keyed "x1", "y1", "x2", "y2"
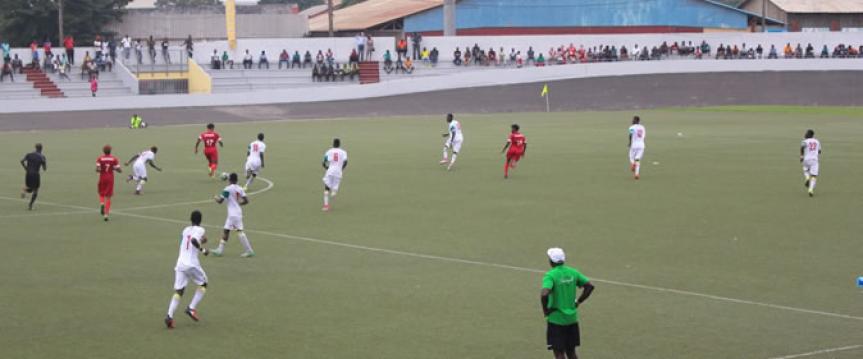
[
  {"x1": 25, "y1": 173, "x2": 40, "y2": 191},
  {"x1": 547, "y1": 322, "x2": 580, "y2": 352}
]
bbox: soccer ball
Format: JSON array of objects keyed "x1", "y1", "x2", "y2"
[{"x1": 219, "y1": 172, "x2": 229, "y2": 181}]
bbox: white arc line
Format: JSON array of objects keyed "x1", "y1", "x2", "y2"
[
  {"x1": 768, "y1": 344, "x2": 863, "y2": 359},
  {"x1": 0, "y1": 193, "x2": 862, "y2": 324},
  {"x1": 119, "y1": 177, "x2": 274, "y2": 212}
]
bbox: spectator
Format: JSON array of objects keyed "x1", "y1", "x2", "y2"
[
  {"x1": 396, "y1": 37, "x2": 408, "y2": 60},
  {"x1": 794, "y1": 43, "x2": 803, "y2": 59},
  {"x1": 355, "y1": 32, "x2": 365, "y2": 61},
  {"x1": 620, "y1": 46, "x2": 629, "y2": 60},
  {"x1": 325, "y1": 48, "x2": 334, "y2": 65},
  {"x1": 210, "y1": 50, "x2": 221, "y2": 69},
  {"x1": 536, "y1": 52, "x2": 545, "y2": 67},
  {"x1": 383, "y1": 50, "x2": 393, "y2": 70},
  {"x1": 278, "y1": 49, "x2": 290, "y2": 69},
  {"x1": 135, "y1": 40, "x2": 144, "y2": 64},
  {"x1": 221, "y1": 51, "x2": 234, "y2": 69},
  {"x1": 30, "y1": 40, "x2": 39, "y2": 68},
  {"x1": 57, "y1": 57, "x2": 70, "y2": 81},
  {"x1": 756, "y1": 44, "x2": 763, "y2": 59},
  {"x1": 146, "y1": 35, "x2": 156, "y2": 63},
  {"x1": 509, "y1": 48, "x2": 517, "y2": 64},
  {"x1": 498, "y1": 47, "x2": 505, "y2": 66},
  {"x1": 122, "y1": 35, "x2": 131, "y2": 61},
  {"x1": 365, "y1": 35, "x2": 375, "y2": 60},
  {"x1": 98, "y1": 53, "x2": 113, "y2": 72},
  {"x1": 90, "y1": 76, "x2": 98, "y2": 97},
  {"x1": 1, "y1": 40, "x2": 10, "y2": 63},
  {"x1": 768, "y1": 44, "x2": 778, "y2": 59},
  {"x1": 515, "y1": 51, "x2": 523, "y2": 68},
  {"x1": 526, "y1": 46, "x2": 535, "y2": 66},
  {"x1": 463, "y1": 48, "x2": 472, "y2": 66},
  {"x1": 161, "y1": 38, "x2": 171, "y2": 64},
  {"x1": 108, "y1": 38, "x2": 117, "y2": 64},
  {"x1": 349, "y1": 49, "x2": 359, "y2": 66},
  {"x1": 93, "y1": 36, "x2": 103, "y2": 59},
  {"x1": 242, "y1": 50, "x2": 253, "y2": 69},
  {"x1": 258, "y1": 51, "x2": 269, "y2": 69},
  {"x1": 820, "y1": 45, "x2": 829, "y2": 58},
  {"x1": 11, "y1": 54, "x2": 23, "y2": 74},
  {"x1": 292, "y1": 51, "x2": 301, "y2": 68},
  {"x1": 184, "y1": 35, "x2": 193, "y2": 58},
  {"x1": 0, "y1": 61, "x2": 13, "y2": 82},
  {"x1": 411, "y1": 32, "x2": 422, "y2": 60},
  {"x1": 403, "y1": 57, "x2": 414, "y2": 74},
  {"x1": 783, "y1": 43, "x2": 792, "y2": 58},
  {"x1": 64, "y1": 35, "x2": 75, "y2": 65},
  {"x1": 453, "y1": 47, "x2": 462, "y2": 66},
  {"x1": 421, "y1": 47, "x2": 430, "y2": 66},
  {"x1": 430, "y1": 47, "x2": 439, "y2": 66},
  {"x1": 805, "y1": 43, "x2": 815, "y2": 58}
]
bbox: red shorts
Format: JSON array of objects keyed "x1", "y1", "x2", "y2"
[
  {"x1": 204, "y1": 148, "x2": 219, "y2": 165},
  {"x1": 98, "y1": 177, "x2": 115, "y2": 197},
  {"x1": 507, "y1": 150, "x2": 524, "y2": 162}
]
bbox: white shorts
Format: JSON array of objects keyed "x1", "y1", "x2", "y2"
[
  {"x1": 629, "y1": 146, "x2": 644, "y2": 163},
  {"x1": 224, "y1": 215, "x2": 244, "y2": 231},
  {"x1": 803, "y1": 159, "x2": 819, "y2": 176},
  {"x1": 245, "y1": 159, "x2": 262, "y2": 175},
  {"x1": 451, "y1": 139, "x2": 463, "y2": 153},
  {"x1": 133, "y1": 163, "x2": 147, "y2": 180},
  {"x1": 323, "y1": 173, "x2": 342, "y2": 192},
  {"x1": 173, "y1": 265, "x2": 207, "y2": 290}
]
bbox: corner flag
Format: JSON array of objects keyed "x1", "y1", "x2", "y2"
[{"x1": 541, "y1": 84, "x2": 549, "y2": 97}]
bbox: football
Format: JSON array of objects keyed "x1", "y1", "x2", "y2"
[{"x1": 219, "y1": 172, "x2": 229, "y2": 181}]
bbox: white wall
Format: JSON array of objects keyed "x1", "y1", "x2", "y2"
[
  {"x1": 191, "y1": 37, "x2": 397, "y2": 64},
  {"x1": 420, "y1": 32, "x2": 863, "y2": 61}
]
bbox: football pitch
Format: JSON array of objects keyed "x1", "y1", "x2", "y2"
[{"x1": 1, "y1": 107, "x2": 862, "y2": 359}]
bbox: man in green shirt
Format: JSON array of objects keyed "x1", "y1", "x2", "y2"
[
  {"x1": 129, "y1": 114, "x2": 145, "y2": 129},
  {"x1": 541, "y1": 247, "x2": 595, "y2": 359}
]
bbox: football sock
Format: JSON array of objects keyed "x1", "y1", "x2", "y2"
[
  {"x1": 105, "y1": 198, "x2": 111, "y2": 215},
  {"x1": 450, "y1": 154, "x2": 458, "y2": 166},
  {"x1": 189, "y1": 287, "x2": 206, "y2": 310},
  {"x1": 29, "y1": 191, "x2": 38, "y2": 207},
  {"x1": 238, "y1": 232, "x2": 253, "y2": 253},
  {"x1": 136, "y1": 180, "x2": 144, "y2": 192},
  {"x1": 323, "y1": 191, "x2": 330, "y2": 206},
  {"x1": 442, "y1": 148, "x2": 449, "y2": 160},
  {"x1": 504, "y1": 161, "x2": 510, "y2": 177},
  {"x1": 216, "y1": 239, "x2": 226, "y2": 253},
  {"x1": 167, "y1": 293, "x2": 181, "y2": 318},
  {"x1": 99, "y1": 195, "x2": 105, "y2": 205},
  {"x1": 809, "y1": 177, "x2": 817, "y2": 192},
  {"x1": 245, "y1": 176, "x2": 254, "y2": 188},
  {"x1": 635, "y1": 161, "x2": 641, "y2": 176}
]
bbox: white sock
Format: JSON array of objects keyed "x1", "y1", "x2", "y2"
[
  {"x1": 216, "y1": 239, "x2": 226, "y2": 252},
  {"x1": 450, "y1": 153, "x2": 458, "y2": 165},
  {"x1": 809, "y1": 177, "x2": 817, "y2": 192},
  {"x1": 635, "y1": 162, "x2": 640, "y2": 175},
  {"x1": 442, "y1": 148, "x2": 449, "y2": 160},
  {"x1": 245, "y1": 176, "x2": 254, "y2": 188},
  {"x1": 136, "y1": 180, "x2": 144, "y2": 192},
  {"x1": 189, "y1": 287, "x2": 206, "y2": 309},
  {"x1": 167, "y1": 293, "x2": 181, "y2": 318},
  {"x1": 238, "y1": 232, "x2": 253, "y2": 253},
  {"x1": 324, "y1": 191, "x2": 330, "y2": 206}
]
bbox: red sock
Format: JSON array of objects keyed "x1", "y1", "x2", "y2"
[
  {"x1": 105, "y1": 198, "x2": 111, "y2": 215},
  {"x1": 99, "y1": 195, "x2": 105, "y2": 205},
  {"x1": 504, "y1": 161, "x2": 510, "y2": 177}
]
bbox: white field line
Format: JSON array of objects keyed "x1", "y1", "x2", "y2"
[
  {"x1": 0, "y1": 210, "x2": 94, "y2": 219},
  {"x1": 768, "y1": 344, "x2": 863, "y2": 359},
  {"x1": 1, "y1": 193, "x2": 863, "y2": 324},
  {"x1": 119, "y1": 177, "x2": 274, "y2": 212}
]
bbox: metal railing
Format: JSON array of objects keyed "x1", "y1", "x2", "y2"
[{"x1": 120, "y1": 48, "x2": 189, "y2": 75}]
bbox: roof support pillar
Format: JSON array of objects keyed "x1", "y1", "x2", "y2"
[{"x1": 443, "y1": 0, "x2": 456, "y2": 36}]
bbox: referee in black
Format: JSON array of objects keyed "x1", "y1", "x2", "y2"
[{"x1": 20, "y1": 143, "x2": 47, "y2": 210}]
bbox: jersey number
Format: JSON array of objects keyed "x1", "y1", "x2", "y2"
[
  {"x1": 205, "y1": 139, "x2": 216, "y2": 146},
  {"x1": 252, "y1": 144, "x2": 259, "y2": 152},
  {"x1": 808, "y1": 142, "x2": 818, "y2": 151},
  {"x1": 637, "y1": 129, "x2": 644, "y2": 138},
  {"x1": 185, "y1": 235, "x2": 192, "y2": 250},
  {"x1": 332, "y1": 153, "x2": 339, "y2": 162}
]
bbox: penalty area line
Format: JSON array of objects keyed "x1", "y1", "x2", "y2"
[
  {"x1": 768, "y1": 344, "x2": 863, "y2": 359},
  {"x1": 0, "y1": 194, "x2": 862, "y2": 324}
]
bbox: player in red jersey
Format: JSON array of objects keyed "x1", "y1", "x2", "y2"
[
  {"x1": 501, "y1": 124, "x2": 527, "y2": 179},
  {"x1": 194, "y1": 123, "x2": 223, "y2": 177},
  {"x1": 96, "y1": 145, "x2": 122, "y2": 221}
]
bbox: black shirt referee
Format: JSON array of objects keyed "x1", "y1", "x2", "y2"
[{"x1": 20, "y1": 143, "x2": 46, "y2": 210}]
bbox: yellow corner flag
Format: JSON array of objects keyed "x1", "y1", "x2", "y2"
[{"x1": 541, "y1": 84, "x2": 549, "y2": 97}]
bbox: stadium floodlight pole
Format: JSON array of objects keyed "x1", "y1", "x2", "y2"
[
  {"x1": 443, "y1": 0, "x2": 456, "y2": 36},
  {"x1": 57, "y1": 0, "x2": 64, "y2": 44},
  {"x1": 328, "y1": 0, "x2": 334, "y2": 37},
  {"x1": 762, "y1": 0, "x2": 767, "y2": 32}
]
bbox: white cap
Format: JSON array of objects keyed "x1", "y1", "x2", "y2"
[{"x1": 547, "y1": 247, "x2": 565, "y2": 264}]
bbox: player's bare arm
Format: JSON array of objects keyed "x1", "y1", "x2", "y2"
[
  {"x1": 322, "y1": 159, "x2": 329, "y2": 170},
  {"x1": 576, "y1": 282, "x2": 595, "y2": 307},
  {"x1": 147, "y1": 160, "x2": 162, "y2": 172},
  {"x1": 260, "y1": 153, "x2": 264, "y2": 168},
  {"x1": 219, "y1": 139, "x2": 224, "y2": 148},
  {"x1": 42, "y1": 157, "x2": 47, "y2": 171},
  {"x1": 214, "y1": 195, "x2": 224, "y2": 204},
  {"x1": 125, "y1": 154, "x2": 139, "y2": 166},
  {"x1": 190, "y1": 236, "x2": 209, "y2": 256},
  {"x1": 800, "y1": 144, "x2": 805, "y2": 162},
  {"x1": 240, "y1": 196, "x2": 249, "y2": 206},
  {"x1": 628, "y1": 133, "x2": 632, "y2": 148},
  {"x1": 20, "y1": 158, "x2": 27, "y2": 171},
  {"x1": 194, "y1": 138, "x2": 201, "y2": 154},
  {"x1": 342, "y1": 160, "x2": 348, "y2": 170},
  {"x1": 522, "y1": 143, "x2": 528, "y2": 156},
  {"x1": 540, "y1": 288, "x2": 552, "y2": 316},
  {"x1": 501, "y1": 140, "x2": 510, "y2": 154}
]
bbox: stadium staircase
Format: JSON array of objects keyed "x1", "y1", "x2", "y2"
[
  {"x1": 0, "y1": 74, "x2": 42, "y2": 99},
  {"x1": 53, "y1": 70, "x2": 134, "y2": 98},
  {"x1": 24, "y1": 67, "x2": 64, "y2": 98},
  {"x1": 359, "y1": 61, "x2": 380, "y2": 84}
]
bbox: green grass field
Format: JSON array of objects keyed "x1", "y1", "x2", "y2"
[{"x1": 1, "y1": 107, "x2": 862, "y2": 359}]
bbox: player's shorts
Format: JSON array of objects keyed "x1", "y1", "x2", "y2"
[
  {"x1": 629, "y1": 146, "x2": 645, "y2": 162},
  {"x1": 547, "y1": 322, "x2": 580, "y2": 352},
  {"x1": 173, "y1": 265, "x2": 208, "y2": 290},
  {"x1": 323, "y1": 172, "x2": 342, "y2": 192},
  {"x1": 803, "y1": 159, "x2": 819, "y2": 176},
  {"x1": 451, "y1": 139, "x2": 463, "y2": 153},
  {"x1": 224, "y1": 215, "x2": 244, "y2": 231},
  {"x1": 98, "y1": 177, "x2": 114, "y2": 197},
  {"x1": 25, "y1": 173, "x2": 40, "y2": 191},
  {"x1": 133, "y1": 163, "x2": 147, "y2": 181},
  {"x1": 204, "y1": 148, "x2": 219, "y2": 164},
  {"x1": 245, "y1": 159, "x2": 262, "y2": 175},
  {"x1": 507, "y1": 149, "x2": 524, "y2": 162}
]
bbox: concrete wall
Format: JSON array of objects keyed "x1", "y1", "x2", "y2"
[
  {"x1": 405, "y1": 0, "x2": 750, "y2": 33},
  {"x1": 189, "y1": 37, "x2": 397, "y2": 64},
  {"x1": 789, "y1": 13, "x2": 863, "y2": 31},
  {"x1": 107, "y1": 8, "x2": 308, "y2": 40},
  {"x1": 417, "y1": 32, "x2": 863, "y2": 61}
]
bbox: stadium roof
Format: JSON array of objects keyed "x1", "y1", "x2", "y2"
[
  {"x1": 126, "y1": 0, "x2": 156, "y2": 9},
  {"x1": 770, "y1": 0, "x2": 863, "y2": 13},
  {"x1": 309, "y1": 0, "x2": 442, "y2": 32}
]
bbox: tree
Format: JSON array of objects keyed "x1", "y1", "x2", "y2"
[
  {"x1": 0, "y1": 0, "x2": 129, "y2": 46},
  {"x1": 155, "y1": 0, "x2": 219, "y2": 7},
  {"x1": 259, "y1": 0, "x2": 324, "y2": 10}
]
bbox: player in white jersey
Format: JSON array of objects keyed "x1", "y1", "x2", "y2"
[
  {"x1": 165, "y1": 210, "x2": 209, "y2": 329},
  {"x1": 211, "y1": 173, "x2": 254, "y2": 257},
  {"x1": 125, "y1": 146, "x2": 162, "y2": 195},
  {"x1": 322, "y1": 138, "x2": 348, "y2": 212},
  {"x1": 627, "y1": 116, "x2": 646, "y2": 180},
  {"x1": 800, "y1": 129, "x2": 822, "y2": 197},
  {"x1": 244, "y1": 133, "x2": 266, "y2": 190},
  {"x1": 439, "y1": 113, "x2": 464, "y2": 171}
]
